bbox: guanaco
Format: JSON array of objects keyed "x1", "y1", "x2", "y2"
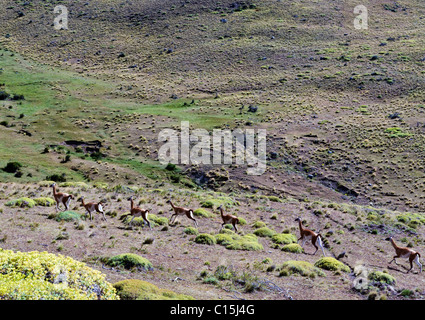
[
  {"x1": 295, "y1": 217, "x2": 326, "y2": 256},
  {"x1": 387, "y1": 236, "x2": 422, "y2": 273},
  {"x1": 126, "y1": 196, "x2": 151, "y2": 229},
  {"x1": 218, "y1": 205, "x2": 239, "y2": 232},
  {"x1": 50, "y1": 183, "x2": 74, "y2": 211},
  {"x1": 166, "y1": 200, "x2": 198, "y2": 227},
  {"x1": 79, "y1": 197, "x2": 107, "y2": 222}
]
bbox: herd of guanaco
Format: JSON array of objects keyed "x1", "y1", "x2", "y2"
[{"x1": 49, "y1": 183, "x2": 423, "y2": 274}]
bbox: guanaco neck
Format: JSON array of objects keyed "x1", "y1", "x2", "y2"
[
  {"x1": 130, "y1": 198, "x2": 134, "y2": 210},
  {"x1": 298, "y1": 219, "x2": 304, "y2": 233},
  {"x1": 219, "y1": 207, "x2": 224, "y2": 217},
  {"x1": 52, "y1": 185, "x2": 57, "y2": 196},
  {"x1": 390, "y1": 238, "x2": 399, "y2": 250},
  {"x1": 81, "y1": 198, "x2": 85, "y2": 206},
  {"x1": 169, "y1": 201, "x2": 175, "y2": 209}
]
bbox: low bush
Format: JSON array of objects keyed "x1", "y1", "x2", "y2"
[
  {"x1": 194, "y1": 233, "x2": 216, "y2": 245},
  {"x1": 368, "y1": 270, "x2": 395, "y2": 285},
  {"x1": 54, "y1": 211, "x2": 83, "y2": 222},
  {"x1": 271, "y1": 233, "x2": 298, "y2": 245},
  {"x1": 281, "y1": 243, "x2": 304, "y2": 253},
  {"x1": 314, "y1": 257, "x2": 350, "y2": 272},
  {"x1": 253, "y1": 227, "x2": 276, "y2": 238},
  {"x1": 0, "y1": 249, "x2": 119, "y2": 300},
  {"x1": 193, "y1": 208, "x2": 214, "y2": 218},
  {"x1": 278, "y1": 260, "x2": 325, "y2": 278},
  {"x1": 5, "y1": 197, "x2": 36, "y2": 208},
  {"x1": 33, "y1": 197, "x2": 56, "y2": 207},
  {"x1": 113, "y1": 279, "x2": 194, "y2": 300},
  {"x1": 106, "y1": 253, "x2": 153, "y2": 271}
]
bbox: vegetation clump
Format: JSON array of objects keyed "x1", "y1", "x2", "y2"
[
  {"x1": 278, "y1": 260, "x2": 325, "y2": 278},
  {"x1": 368, "y1": 270, "x2": 395, "y2": 285},
  {"x1": 113, "y1": 279, "x2": 194, "y2": 300},
  {"x1": 193, "y1": 208, "x2": 214, "y2": 218},
  {"x1": 5, "y1": 197, "x2": 36, "y2": 208},
  {"x1": 2, "y1": 162, "x2": 22, "y2": 173},
  {"x1": 215, "y1": 231, "x2": 263, "y2": 251},
  {"x1": 194, "y1": 233, "x2": 216, "y2": 245},
  {"x1": 184, "y1": 227, "x2": 199, "y2": 235},
  {"x1": 253, "y1": 227, "x2": 276, "y2": 238},
  {"x1": 281, "y1": 243, "x2": 304, "y2": 253},
  {"x1": 54, "y1": 211, "x2": 83, "y2": 222},
  {"x1": 120, "y1": 213, "x2": 168, "y2": 228},
  {"x1": 106, "y1": 253, "x2": 153, "y2": 271},
  {"x1": 33, "y1": 197, "x2": 56, "y2": 207},
  {"x1": 314, "y1": 257, "x2": 350, "y2": 272},
  {"x1": 271, "y1": 233, "x2": 298, "y2": 245},
  {"x1": 0, "y1": 249, "x2": 119, "y2": 300}
]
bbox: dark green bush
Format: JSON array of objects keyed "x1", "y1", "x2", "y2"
[{"x1": 3, "y1": 161, "x2": 22, "y2": 173}]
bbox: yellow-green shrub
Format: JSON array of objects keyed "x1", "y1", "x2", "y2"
[
  {"x1": 106, "y1": 253, "x2": 153, "y2": 271},
  {"x1": 278, "y1": 260, "x2": 325, "y2": 277},
  {"x1": 193, "y1": 208, "x2": 214, "y2": 218},
  {"x1": 368, "y1": 270, "x2": 395, "y2": 285},
  {"x1": 253, "y1": 227, "x2": 276, "y2": 238},
  {"x1": 314, "y1": 257, "x2": 350, "y2": 272},
  {"x1": 5, "y1": 197, "x2": 36, "y2": 208},
  {"x1": 194, "y1": 233, "x2": 216, "y2": 245},
  {"x1": 271, "y1": 233, "x2": 297, "y2": 245},
  {"x1": 281, "y1": 243, "x2": 304, "y2": 253},
  {"x1": 215, "y1": 232, "x2": 263, "y2": 251},
  {"x1": 120, "y1": 213, "x2": 168, "y2": 227},
  {"x1": 113, "y1": 279, "x2": 194, "y2": 300},
  {"x1": 33, "y1": 197, "x2": 56, "y2": 207},
  {"x1": 0, "y1": 249, "x2": 119, "y2": 300}
]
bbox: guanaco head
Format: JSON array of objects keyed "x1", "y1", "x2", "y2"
[
  {"x1": 166, "y1": 199, "x2": 172, "y2": 204},
  {"x1": 385, "y1": 236, "x2": 393, "y2": 241},
  {"x1": 78, "y1": 196, "x2": 84, "y2": 204},
  {"x1": 50, "y1": 183, "x2": 56, "y2": 188},
  {"x1": 294, "y1": 217, "x2": 301, "y2": 222},
  {"x1": 127, "y1": 196, "x2": 134, "y2": 201},
  {"x1": 217, "y1": 205, "x2": 223, "y2": 210}
]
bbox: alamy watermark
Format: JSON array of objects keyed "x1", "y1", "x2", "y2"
[
  {"x1": 51, "y1": 5, "x2": 368, "y2": 31},
  {"x1": 158, "y1": 121, "x2": 267, "y2": 176},
  {"x1": 354, "y1": 5, "x2": 368, "y2": 30},
  {"x1": 54, "y1": 5, "x2": 69, "y2": 30}
]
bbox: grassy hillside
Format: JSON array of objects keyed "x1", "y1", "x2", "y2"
[
  {"x1": 0, "y1": 181, "x2": 424, "y2": 300},
  {"x1": 0, "y1": 0, "x2": 424, "y2": 300}
]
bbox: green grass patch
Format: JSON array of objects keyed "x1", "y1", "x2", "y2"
[
  {"x1": 193, "y1": 208, "x2": 214, "y2": 218},
  {"x1": 0, "y1": 248, "x2": 118, "y2": 300},
  {"x1": 314, "y1": 257, "x2": 350, "y2": 272},
  {"x1": 215, "y1": 231, "x2": 263, "y2": 251},
  {"x1": 194, "y1": 233, "x2": 216, "y2": 245},
  {"x1": 33, "y1": 197, "x2": 55, "y2": 207},
  {"x1": 271, "y1": 233, "x2": 298, "y2": 245},
  {"x1": 54, "y1": 211, "x2": 83, "y2": 222},
  {"x1": 281, "y1": 243, "x2": 304, "y2": 253},
  {"x1": 106, "y1": 253, "x2": 153, "y2": 271},
  {"x1": 5, "y1": 197, "x2": 36, "y2": 208},
  {"x1": 368, "y1": 270, "x2": 395, "y2": 285},
  {"x1": 278, "y1": 260, "x2": 325, "y2": 278},
  {"x1": 113, "y1": 279, "x2": 194, "y2": 300},
  {"x1": 253, "y1": 227, "x2": 276, "y2": 238}
]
